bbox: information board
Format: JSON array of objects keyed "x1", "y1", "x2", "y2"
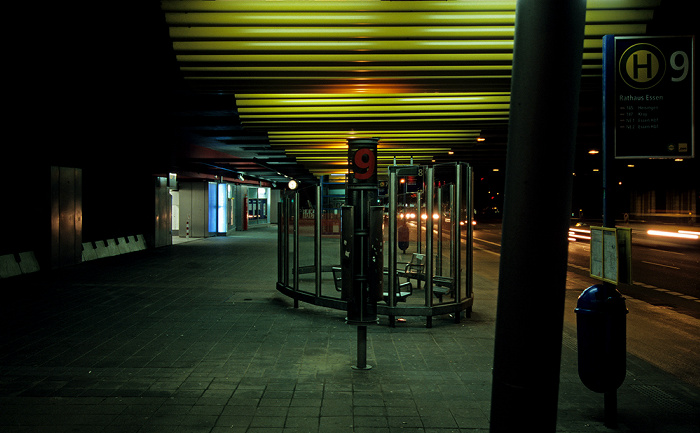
[
  {"x1": 590, "y1": 227, "x2": 632, "y2": 284},
  {"x1": 604, "y1": 35, "x2": 695, "y2": 159}
]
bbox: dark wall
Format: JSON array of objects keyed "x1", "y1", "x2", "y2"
[{"x1": 3, "y1": 2, "x2": 182, "y2": 268}]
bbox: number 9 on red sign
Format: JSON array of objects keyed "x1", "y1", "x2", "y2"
[{"x1": 353, "y1": 148, "x2": 375, "y2": 180}]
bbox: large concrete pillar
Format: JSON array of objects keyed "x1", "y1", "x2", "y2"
[{"x1": 490, "y1": 0, "x2": 587, "y2": 431}]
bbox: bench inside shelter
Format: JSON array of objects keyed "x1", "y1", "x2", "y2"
[
  {"x1": 397, "y1": 253, "x2": 455, "y2": 302},
  {"x1": 332, "y1": 266, "x2": 413, "y2": 303},
  {"x1": 332, "y1": 252, "x2": 456, "y2": 304}
]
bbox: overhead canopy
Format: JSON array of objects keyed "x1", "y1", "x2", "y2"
[{"x1": 162, "y1": 0, "x2": 660, "y2": 180}]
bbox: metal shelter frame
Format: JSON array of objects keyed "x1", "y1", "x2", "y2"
[{"x1": 277, "y1": 162, "x2": 474, "y2": 327}]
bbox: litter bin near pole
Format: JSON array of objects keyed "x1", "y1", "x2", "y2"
[
  {"x1": 575, "y1": 284, "x2": 628, "y2": 393},
  {"x1": 397, "y1": 223, "x2": 409, "y2": 254}
]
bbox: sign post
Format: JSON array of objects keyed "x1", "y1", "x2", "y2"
[
  {"x1": 344, "y1": 137, "x2": 381, "y2": 370},
  {"x1": 596, "y1": 34, "x2": 692, "y2": 427}
]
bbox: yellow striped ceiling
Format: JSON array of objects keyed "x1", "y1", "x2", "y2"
[{"x1": 162, "y1": 0, "x2": 660, "y2": 178}]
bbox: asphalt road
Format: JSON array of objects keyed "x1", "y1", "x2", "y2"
[
  {"x1": 473, "y1": 222, "x2": 700, "y2": 320},
  {"x1": 569, "y1": 226, "x2": 700, "y2": 320},
  {"x1": 471, "y1": 221, "x2": 700, "y2": 388}
]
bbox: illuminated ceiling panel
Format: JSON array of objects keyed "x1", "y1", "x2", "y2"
[{"x1": 162, "y1": 0, "x2": 660, "y2": 179}]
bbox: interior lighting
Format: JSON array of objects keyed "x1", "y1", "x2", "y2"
[
  {"x1": 217, "y1": 184, "x2": 227, "y2": 234},
  {"x1": 588, "y1": 149, "x2": 600, "y2": 154}
]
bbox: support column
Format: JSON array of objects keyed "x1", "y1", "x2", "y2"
[{"x1": 490, "y1": 0, "x2": 587, "y2": 431}]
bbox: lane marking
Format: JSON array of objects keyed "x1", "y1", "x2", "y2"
[
  {"x1": 474, "y1": 246, "x2": 501, "y2": 257},
  {"x1": 641, "y1": 260, "x2": 680, "y2": 270},
  {"x1": 648, "y1": 248, "x2": 685, "y2": 256},
  {"x1": 474, "y1": 237, "x2": 501, "y2": 248},
  {"x1": 483, "y1": 235, "x2": 697, "y2": 304},
  {"x1": 628, "y1": 280, "x2": 700, "y2": 304},
  {"x1": 566, "y1": 265, "x2": 696, "y2": 305}
]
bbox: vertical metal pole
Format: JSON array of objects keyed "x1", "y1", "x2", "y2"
[
  {"x1": 315, "y1": 185, "x2": 322, "y2": 297},
  {"x1": 490, "y1": 0, "x2": 587, "y2": 431},
  {"x1": 278, "y1": 204, "x2": 284, "y2": 284},
  {"x1": 293, "y1": 191, "x2": 300, "y2": 308},
  {"x1": 356, "y1": 325, "x2": 368, "y2": 370},
  {"x1": 437, "y1": 186, "x2": 443, "y2": 276},
  {"x1": 604, "y1": 390, "x2": 618, "y2": 428},
  {"x1": 425, "y1": 167, "x2": 434, "y2": 327},
  {"x1": 388, "y1": 168, "x2": 398, "y2": 324},
  {"x1": 602, "y1": 33, "x2": 618, "y2": 429},
  {"x1": 283, "y1": 197, "x2": 290, "y2": 287},
  {"x1": 449, "y1": 183, "x2": 456, "y2": 287},
  {"x1": 358, "y1": 190, "x2": 367, "y2": 324},
  {"x1": 602, "y1": 34, "x2": 616, "y2": 230},
  {"x1": 416, "y1": 191, "x2": 422, "y2": 255},
  {"x1": 453, "y1": 165, "x2": 461, "y2": 309},
  {"x1": 466, "y1": 164, "x2": 474, "y2": 300}
]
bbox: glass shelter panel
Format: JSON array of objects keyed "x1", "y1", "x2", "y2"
[
  {"x1": 461, "y1": 165, "x2": 474, "y2": 303},
  {"x1": 429, "y1": 163, "x2": 473, "y2": 306},
  {"x1": 319, "y1": 207, "x2": 342, "y2": 299},
  {"x1": 286, "y1": 184, "x2": 346, "y2": 300},
  {"x1": 295, "y1": 185, "x2": 317, "y2": 295},
  {"x1": 286, "y1": 194, "x2": 296, "y2": 291},
  {"x1": 396, "y1": 172, "x2": 424, "y2": 259},
  {"x1": 277, "y1": 162, "x2": 473, "y2": 327}
]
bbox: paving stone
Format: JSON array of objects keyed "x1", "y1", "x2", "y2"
[{"x1": 0, "y1": 226, "x2": 697, "y2": 433}]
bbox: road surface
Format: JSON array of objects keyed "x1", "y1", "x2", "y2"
[{"x1": 472, "y1": 222, "x2": 700, "y2": 388}]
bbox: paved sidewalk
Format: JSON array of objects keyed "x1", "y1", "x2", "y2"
[{"x1": 1, "y1": 225, "x2": 698, "y2": 432}]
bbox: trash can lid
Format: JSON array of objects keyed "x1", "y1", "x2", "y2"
[{"x1": 575, "y1": 284, "x2": 627, "y2": 314}]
